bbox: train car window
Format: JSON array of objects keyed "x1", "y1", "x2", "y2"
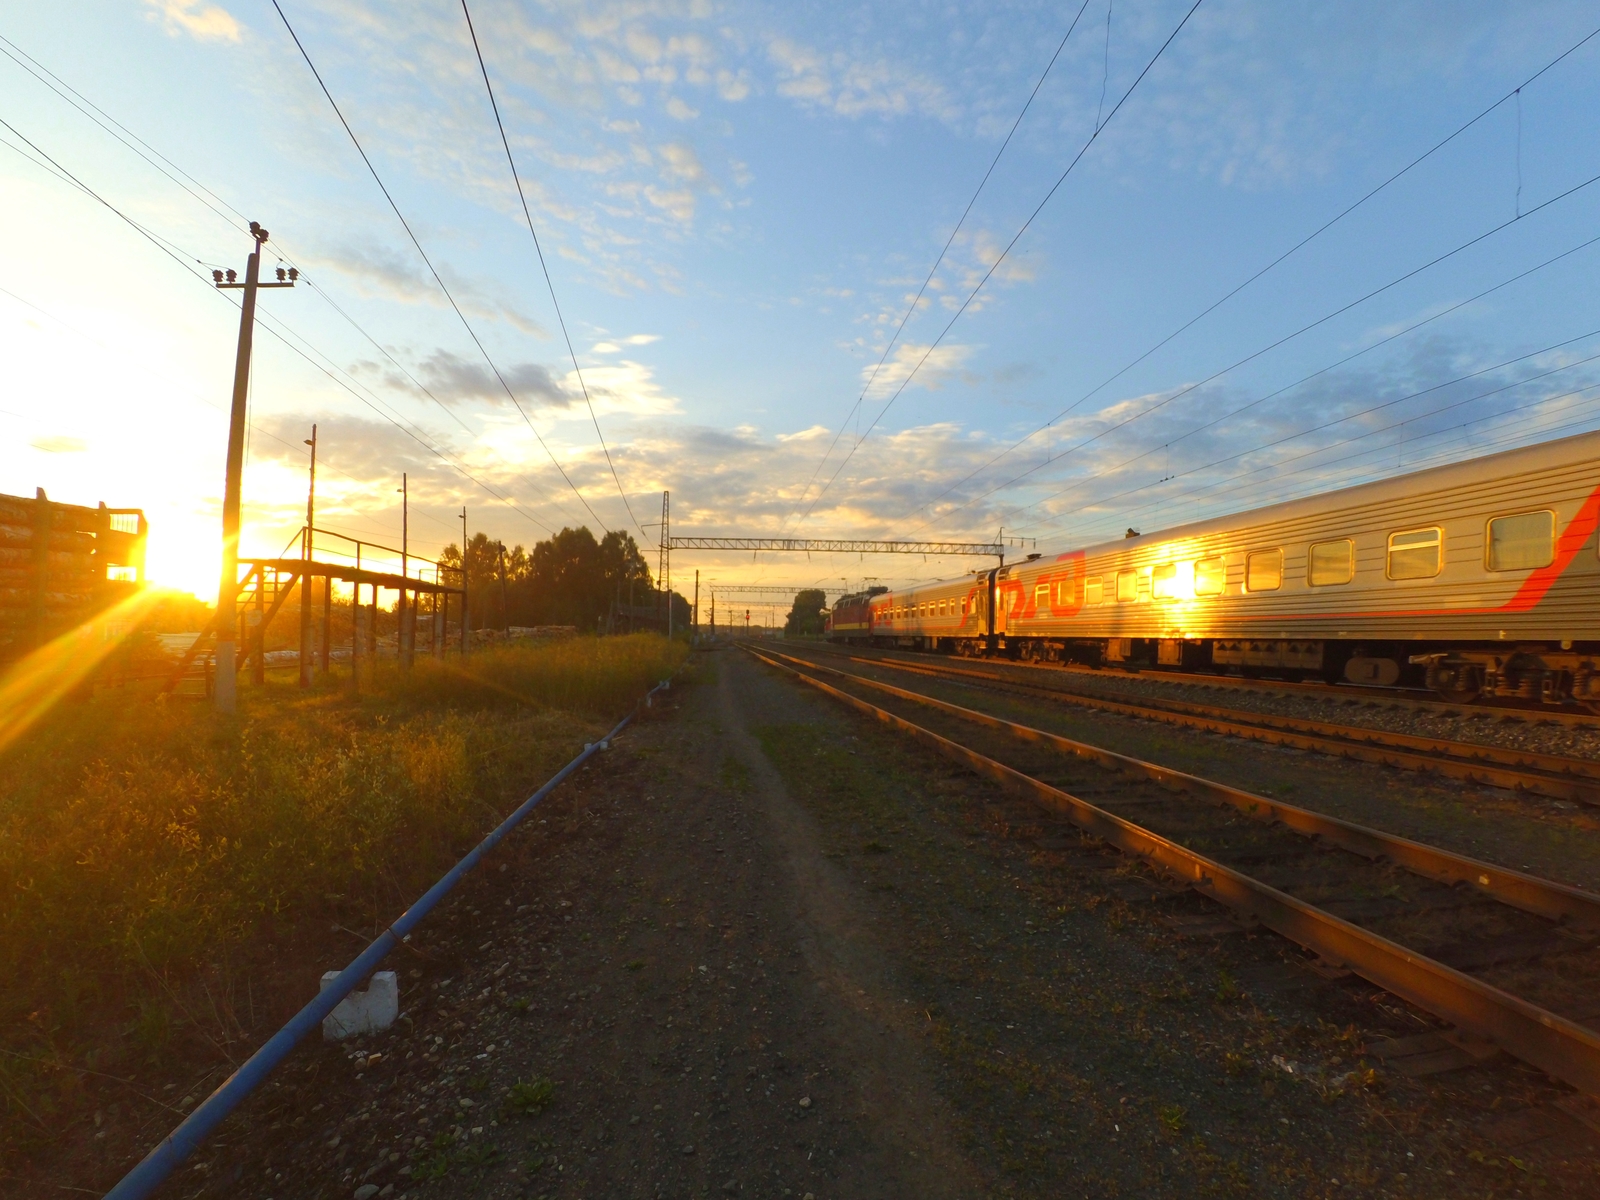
[
  {"x1": 1246, "y1": 549, "x2": 1283, "y2": 592},
  {"x1": 1116, "y1": 570, "x2": 1138, "y2": 603},
  {"x1": 1151, "y1": 562, "x2": 1179, "y2": 600},
  {"x1": 1193, "y1": 557, "x2": 1225, "y2": 596},
  {"x1": 1487, "y1": 511, "x2": 1555, "y2": 571},
  {"x1": 1308, "y1": 539, "x2": 1355, "y2": 586},
  {"x1": 1035, "y1": 583, "x2": 1049, "y2": 610},
  {"x1": 1085, "y1": 576, "x2": 1103, "y2": 605},
  {"x1": 1388, "y1": 528, "x2": 1442, "y2": 580}
]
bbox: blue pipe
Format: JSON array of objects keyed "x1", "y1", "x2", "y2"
[{"x1": 104, "y1": 679, "x2": 670, "y2": 1200}]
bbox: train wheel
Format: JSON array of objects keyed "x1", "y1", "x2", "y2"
[{"x1": 1426, "y1": 664, "x2": 1483, "y2": 704}]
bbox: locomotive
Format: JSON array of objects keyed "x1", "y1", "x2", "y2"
[{"x1": 826, "y1": 430, "x2": 1600, "y2": 708}]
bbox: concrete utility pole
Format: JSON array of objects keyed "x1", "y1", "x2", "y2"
[
  {"x1": 460, "y1": 506, "x2": 470, "y2": 657},
  {"x1": 692, "y1": 569, "x2": 699, "y2": 641},
  {"x1": 497, "y1": 541, "x2": 510, "y2": 634},
  {"x1": 396, "y1": 473, "x2": 409, "y2": 667},
  {"x1": 299, "y1": 424, "x2": 317, "y2": 688},
  {"x1": 656, "y1": 490, "x2": 672, "y2": 638},
  {"x1": 213, "y1": 221, "x2": 294, "y2": 714}
]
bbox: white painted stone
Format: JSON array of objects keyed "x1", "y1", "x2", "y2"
[{"x1": 320, "y1": 971, "x2": 399, "y2": 1041}]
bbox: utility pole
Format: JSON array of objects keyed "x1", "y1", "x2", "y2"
[
  {"x1": 460, "y1": 506, "x2": 470, "y2": 656},
  {"x1": 497, "y1": 541, "x2": 510, "y2": 634},
  {"x1": 396, "y1": 473, "x2": 409, "y2": 667},
  {"x1": 299, "y1": 424, "x2": 317, "y2": 688},
  {"x1": 692, "y1": 569, "x2": 699, "y2": 642},
  {"x1": 657, "y1": 490, "x2": 671, "y2": 640},
  {"x1": 212, "y1": 221, "x2": 294, "y2": 714}
]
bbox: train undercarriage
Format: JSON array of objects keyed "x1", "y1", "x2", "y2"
[{"x1": 831, "y1": 633, "x2": 1600, "y2": 710}]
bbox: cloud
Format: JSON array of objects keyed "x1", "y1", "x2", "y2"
[
  {"x1": 861, "y1": 342, "x2": 977, "y2": 399},
  {"x1": 766, "y1": 37, "x2": 956, "y2": 122},
  {"x1": 417, "y1": 351, "x2": 570, "y2": 409},
  {"x1": 145, "y1": 0, "x2": 241, "y2": 42},
  {"x1": 31, "y1": 435, "x2": 88, "y2": 454},
  {"x1": 664, "y1": 97, "x2": 699, "y2": 121}
]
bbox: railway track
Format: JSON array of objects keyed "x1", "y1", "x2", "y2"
[
  {"x1": 791, "y1": 644, "x2": 1600, "y2": 807},
  {"x1": 842, "y1": 642, "x2": 1600, "y2": 729},
  {"x1": 745, "y1": 642, "x2": 1600, "y2": 1100}
]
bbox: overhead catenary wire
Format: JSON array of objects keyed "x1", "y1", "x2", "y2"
[
  {"x1": 985, "y1": 230, "x2": 1600, "y2": 530},
  {"x1": 459, "y1": 0, "x2": 648, "y2": 544},
  {"x1": 902, "y1": 19, "x2": 1600, "y2": 528},
  {"x1": 1021, "y1": 334, "x2": 1600, "y2": 544},
  {"x1": 780, "y1": 0, "x2": 1096, "y2": 533},
  {"x1": 793, "y1": 0, "x2": 1207, "y2": 529},
  {"x1": 1060, "y1": 377, "x2": 1600, "y2": 547},
  {"x1": 0, "y1": 43, "x2": 584, "y2": 537},
  {"x1": 0, "y1": 118, "x2": 556, "y2": 539},
  {"x1": 914, "y1": 166, "x2": 1600, "y2": 533},
  {"x1": 268, "y1": 0, "x2": 609, "y2": 534}
]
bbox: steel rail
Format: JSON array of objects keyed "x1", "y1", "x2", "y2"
[
  {"x1": 859, "y1": 642, "x2": 1600, "y2": 729},
  {"x1": 803, "y1": 646, "x2": 1600, "y2": 806},
  {"x1": 758, "y1": 647, "x2": 1600, "y2": 928},
  {"x1": 104, "y1": 676, "x2": 678, "y2": 1200},
  {"x1": 744, "y1": 645, "x2": 1600, "y2": 1097}
]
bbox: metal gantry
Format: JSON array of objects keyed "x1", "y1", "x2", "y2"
[{"x1": 668, "y1": 536, "x2": 1005, "y2": 558}]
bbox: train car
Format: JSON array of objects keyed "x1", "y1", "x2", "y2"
[
  {"x1": 826, "y1": 586, "x2": 887, "y2": 642},
  {"x1": 876, "y1": 430, "x2": 1600, "y2": 707}
]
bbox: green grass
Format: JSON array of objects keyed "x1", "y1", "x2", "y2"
[{"x1": 0, "y1": 633, "x2": 682, "y2": 1144}]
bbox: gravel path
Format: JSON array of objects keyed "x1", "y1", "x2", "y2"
[{"x1": 115, "y1": 650, "x2": 1600, "y2": 1200}]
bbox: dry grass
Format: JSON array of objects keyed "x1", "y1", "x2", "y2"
[{"x1": 0, "y1": 633, "x2": 683, "y2": 1141}]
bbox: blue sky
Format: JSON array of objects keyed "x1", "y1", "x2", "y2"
[{"x1": 2, "y1": 1, "x2": 1598, "y2": 609}]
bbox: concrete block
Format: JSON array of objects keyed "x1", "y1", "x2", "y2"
[{"x1": 320, "y1": 970, "x2": 398, "y2": 1041}]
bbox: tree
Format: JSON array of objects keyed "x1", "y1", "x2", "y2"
[
  {"x1": 784, "y1": 588, "x2": 827, "y2": 637},
  {"x1": 443, "y1": 526, "x2": 657, "y2": 633}
]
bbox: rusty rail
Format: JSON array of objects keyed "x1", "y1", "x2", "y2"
[
  {"x1": 804, "y1": 646, "x2": 1600, "y2": 806},
  {"x1": 746, "y1": 644, "x2": 1600, "y2": 1098}
]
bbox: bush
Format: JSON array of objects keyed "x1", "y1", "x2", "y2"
[{"x1": 0, "y1": 633, "x2": 681, "y2": 1143}]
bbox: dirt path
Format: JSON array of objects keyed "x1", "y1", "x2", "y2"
[{"x1": 133, "y1": 649, "x2": 1600, "y2": 1199}]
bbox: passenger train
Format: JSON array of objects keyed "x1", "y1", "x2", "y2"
[{"x1": 825, "y1": 430, "x2": 1600, "y2": 708}]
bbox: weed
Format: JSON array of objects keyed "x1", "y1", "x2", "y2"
[
  {"x1": 625, "y1": 959, "x2": 645, "y2": 971},
  {"x1": 1213, "y1": 969, "x2": 1240, "y2": 1004},
  {"x1": 509, "y1": 996, "x2": 531, "y2": 1013},
  {"x1": 1223, "y1": 1052, "x2": 1248, "y2": 1077},
  {"x1": 861, "y1": 840, "x2": 890, "y2": 854},
  {"x1": 1158, "y1": 1104, "x2": 1187, "y2": 1135},
  {"x1": 0, "y1": 633, "x2": 681, "y2": 1142},
  {"x1": 506, "y1": 1076, "x2": 557, "y2": 1116}
]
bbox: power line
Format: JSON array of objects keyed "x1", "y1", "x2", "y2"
[
  {"x1": 986, "y1": 230, "x2": 1600, "y2": 530},
  {"x1": 917, "y1": 167, "x2": 1600, "y2": 532},
  {"x1": 793, "y1": 0, "x2": 1206, "y2": 528},
  {"x1": 1022, "y1": 333, "x2": 1600, "y2": 544},
  {"x1": 1074, "y1": 377, "x2": 1600, "y2": 546},
  {"x1": 458, "y1": 0, "x2": 647, "y2": 543},
  {"x1": 268, "y1": 0, "x2": 608, "y2": 533},
  {"x1": 903, "y1": 19, "x2": 1600, "y2": 526},
  {"x1": 780, "y1": 0, "x2": 1096, "y2": 532},
  {"x1": 0, "y1": 35, "x2": 576, "y2": 529},
  {"x1": 0, "y1": 117, "x2": 555, "y2": 536}
]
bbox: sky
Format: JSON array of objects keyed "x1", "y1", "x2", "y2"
[{"x1": 2, "y1": 0, "x2": 1599, "y2": 615}]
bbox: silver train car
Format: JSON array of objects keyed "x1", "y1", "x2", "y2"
[{"x1": 842, "y1": 430, "x2": 1600, "y2": 707}]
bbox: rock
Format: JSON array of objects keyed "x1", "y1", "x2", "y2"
[
  {"x1": 721, "y1": 1179, "x2": 738, "y2": 1193},
  {"x1": 353, "y1": 1186, "x2": 379, "y2": 1200},
  {"x1": 458, "y1": 1097, "x2": 474, "y2": 1108},
  {"x1": 682, "y1": 1143, "x2": 696, "y2": 1155},
  {"x1": 798, "y1": 1096, "x2": 812, "y2": 1109}
]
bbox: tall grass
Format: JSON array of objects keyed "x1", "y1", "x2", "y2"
[{"x1": 0, "y1": 633, "x2": 683, "y2": 1135}]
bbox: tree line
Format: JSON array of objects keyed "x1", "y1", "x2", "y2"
[{"x1": 439, "y1": 526, "x2": 689, "y2": 634}]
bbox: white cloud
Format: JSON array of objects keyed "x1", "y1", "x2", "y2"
[
  {"x1": 145, "y1": 0, "x2": 240, "y2": 42},
  {"x1": 766, "y1": 37, "x2": 956, "y2": 121},
  {"x1": 861, "y1": 342, "x2": 977, "y2": 398},
  {"x1": 665, "y1": 96, "x2": 700, "y2": 121}
]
